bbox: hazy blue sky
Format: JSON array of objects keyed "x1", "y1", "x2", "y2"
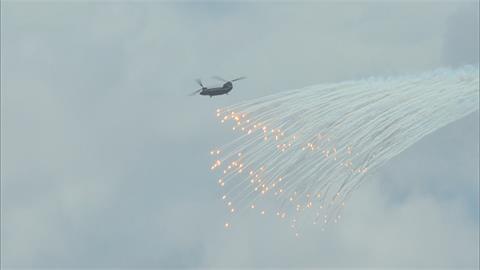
[{"x1": 1, "y1": 1, "x2": 479, "y2": 268}]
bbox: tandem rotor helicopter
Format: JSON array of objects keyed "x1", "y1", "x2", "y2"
[{"x1": 189, "y1": 76, "x2": 246, "y2": 97}]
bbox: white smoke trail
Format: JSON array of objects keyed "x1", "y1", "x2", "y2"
[{"x1": 210, "y1": 65, "x2": 479, "y2": 234}]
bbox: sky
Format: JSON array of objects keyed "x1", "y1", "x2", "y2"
[{"x1": 1, "y1": 1, "x2": 479, "y2": 268}]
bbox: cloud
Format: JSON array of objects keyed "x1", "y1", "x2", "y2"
[
  {"x1": 443, "y1": 2, "x2": 480, "y2": 66},
  {"x1": 1, "y1": 2, "x2": 478, "y2": 268}
]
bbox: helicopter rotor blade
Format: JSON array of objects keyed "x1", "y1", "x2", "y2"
[
  {"x1": 230, "y1": 76, "x2": 246, "y2": 82},
  {"x1": 195, "y1": 79, "x2": 205, "y2": 88},
  {"x1": 212, "y1": 76, "x2": 227, "y2": 82},
  {"x1": 189, "y1": 88, "x2": 203, "y2": 96}
]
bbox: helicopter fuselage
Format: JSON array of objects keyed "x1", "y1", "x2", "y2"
[{"x1": 200, "y1": 82, "x2": 233, "y2": 97}]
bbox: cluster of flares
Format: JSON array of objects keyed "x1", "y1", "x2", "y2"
[{"x1": 210, "y1": 65, "x2": 479, "y2": 235}]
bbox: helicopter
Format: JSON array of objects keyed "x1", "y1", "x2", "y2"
[{"x1": 189, "y1": 76, "x2": 246, "y2": 97}]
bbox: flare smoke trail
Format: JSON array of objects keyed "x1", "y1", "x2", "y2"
[{"x1": 210, "y1": 66, "x2": 479, "y2": 235}]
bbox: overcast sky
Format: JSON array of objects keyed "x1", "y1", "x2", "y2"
[{"x1": 1, "y1": 1, "x2": 479, "y2": 268}]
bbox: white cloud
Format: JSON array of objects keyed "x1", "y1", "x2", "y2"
[{"x1": 1, "y1": 2, "x2": 478, "y2": 268}]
